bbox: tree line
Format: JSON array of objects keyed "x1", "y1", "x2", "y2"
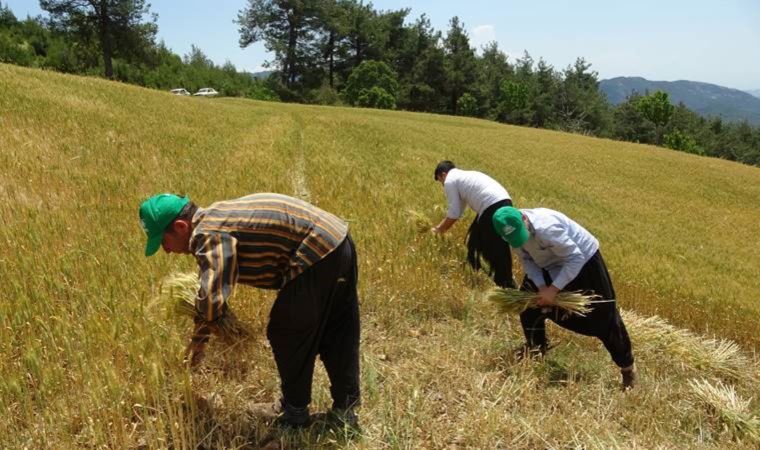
[
  {"x1": 0, "y1": 1, "x2": 277, "y2": 100},
  {"x1": 1, "y1": 1, "x2": 758, "y2": 166}
]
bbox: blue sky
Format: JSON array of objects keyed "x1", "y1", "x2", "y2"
[{"x1": 5, "y1": 0, "x2": 759, "y2": 90}]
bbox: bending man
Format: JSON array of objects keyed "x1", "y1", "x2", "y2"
[
  {"x1": 492, "y1": 206, "x2": 636, "y2": 389},
  {"x1": 432, "y1": 160, "x2": 515, "y2": 288},
  {"x1": 139, "y1": 193, "x2": 361, "y2": 426}
]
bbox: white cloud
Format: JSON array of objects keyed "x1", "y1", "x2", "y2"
[{"x1": 470, "y1": 25, "x2": 496, "y2": 53}]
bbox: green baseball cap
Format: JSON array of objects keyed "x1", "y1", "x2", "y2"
[
  {"x1": 139, "y1": 194, "x2": 190, "y2": 256},
  {"x1": 492, "y1": 206, "x2": 529, "y2": 248}
]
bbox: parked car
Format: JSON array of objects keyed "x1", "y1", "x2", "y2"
[
  {"x1": 193, "y1": 88, "x2": 219, "y2": 97},
  {"x1": 170, "y1": 88, "x2": 191, "y2": 96}
]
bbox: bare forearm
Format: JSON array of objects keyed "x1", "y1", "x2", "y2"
[{"x1": 433, "y1": 217, "x2": 457, "y2": 234}]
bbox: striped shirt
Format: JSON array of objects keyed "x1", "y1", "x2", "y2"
[{"x1": 190, "y1": 193, "x2": 348, "y2": 324}]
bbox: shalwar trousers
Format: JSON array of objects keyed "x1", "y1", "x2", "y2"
[
  {"x1": 267, "y1": 235, "x2": 361, "y2": 412},
  {"x1": 519, "y1": 250, "x2": 634, "y2": 368},
  {"x1": 467, "y1": 199, "x2": 515, "y2": 288}
]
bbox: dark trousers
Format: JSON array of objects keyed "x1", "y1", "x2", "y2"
[
  {"x1": 519, "y1": 250, "x2": 634, "y2": 368},
  {"x1": 466, "y1": 199, "x2": 515, "y2": 288},
  {"x1": 267, "y1": 235, "x2": 361, "y2": 411}
]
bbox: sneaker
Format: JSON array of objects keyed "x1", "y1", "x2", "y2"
[{"x1": 621, "y1": 365, "x2": 637, "y2": 390}]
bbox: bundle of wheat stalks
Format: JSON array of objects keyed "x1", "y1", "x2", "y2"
[
  {"x1": 158, "y1": 272, "x2": 250, "y2": 343},
  {"x1": 408, "y1": 210, "x2": 434, "y2": 234},
  {"x1": 689, "y1": 378, "x2": 760, "y2": 442},
  {"x1": 621, "y1": 310, "x2": 751, "y2": 381},
  {"x1": 486, "y1": 288, "x2": 595, "y2": 316}
]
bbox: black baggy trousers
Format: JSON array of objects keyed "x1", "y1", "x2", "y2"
[
  {"x1": 519, "y1": 250, "x2": 634, "y2": 368},
  {"x1": 267, "y1": 235, "x2": 361, "y2": 411},
  {"x1": 467, "y1": 199, "x2": 515, "y2": 288}
]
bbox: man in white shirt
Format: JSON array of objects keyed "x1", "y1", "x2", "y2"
[
  {"x1": 492, "y1": 206, "x2": 636, "y2": 389},
  {"x1": 432, "y1": 161, "x2": 516, "y2": 288}
]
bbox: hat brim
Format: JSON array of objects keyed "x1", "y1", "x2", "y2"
[
  {"x1": 505, "y1": 226, "x2": 529, "y2": 248},
  {"x1": 145, "y1": 232, "x2": 163, "y2": 256}
]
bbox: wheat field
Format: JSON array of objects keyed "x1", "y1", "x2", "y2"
[{"x1": 1, "y1": 63, "x2": 758, "y2": 448}]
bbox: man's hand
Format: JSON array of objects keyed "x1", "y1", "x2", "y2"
[
  {"x1": 536, "y1": 285, "x2": 560, "y2": 307},
  {"x1": 184, "y1": 339, "x2": 207, "y2": 368},
  {"x1": 432, "y1": 217, "x2": 457, "y2": 235}
]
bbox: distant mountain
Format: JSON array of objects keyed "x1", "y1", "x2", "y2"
[
  {"x1": 250, "y1": 70, "x2": 274, "y2": 80},
  {"x1": 746, "y1": 89, "x2": 760, "y2": 99},
  {"x1": 599, "y1": 77, "x2": 760, "y2": 125}
]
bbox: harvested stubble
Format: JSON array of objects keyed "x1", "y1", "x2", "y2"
[
  {"x1": 486, "y1": 288, "x2": 595, "y2": 316},
  {"x1": 688, "y1": 378, "x2": 760, "y2": 443},
  {"x1": 408, "y1": 210, "x2": 434, "y2": 234},
  {"x1": 621, "y1": 310, "x2": 752, "y2": 381},
  {"x1": 157, "y1": 272, "x2": 250, "y2": 343}
]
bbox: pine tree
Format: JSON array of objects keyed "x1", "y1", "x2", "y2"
[
  {"x1": 237, "y1": 0, "x2": 321, "y2": 88},
  {"x1": 396, "y1": 14, "x2": 446, "y2": 112},
  {"x1": 442, "y1": 16, "x2": 477, "y2": 115},
  {"x1": 475, "y1": 41, "x2": 512, "y2": 119},
  {"x1": 40, "y1": 0, "x2": 156, "y2": 79}
]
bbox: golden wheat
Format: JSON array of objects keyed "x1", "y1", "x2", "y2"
[
  {"x1": 407, "y1": 209, "x2": 434, "y2": 234},
  {"x1": 487, "y1": 287, "x2": 595, "y2": 316},
  {"x1": 689, "y1": 378, "x2": 760, "y2": 443},
  {"x1": 3, "y1": 64, "x2": 760, "y2": 449},
  {"x1": 157, "y1": 272, "x2": 250, "y2": 343},
  {"x1": 622, "y1": 310, "x2": 752, "y2": 381}
]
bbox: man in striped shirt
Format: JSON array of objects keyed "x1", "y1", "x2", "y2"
[{"x1": 139, "y1": 193, "x2": 361, "y2": 427}]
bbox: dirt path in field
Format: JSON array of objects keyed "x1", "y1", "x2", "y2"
[{"x1": 290, "y1": 115, "x2": 311, "y2": 202}]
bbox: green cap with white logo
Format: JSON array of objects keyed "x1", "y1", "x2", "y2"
[
  {"x1": 491, "y1": 206, "x2": 529, "y2": 248},
  {"x1": 139, "y1": 194, "x2": 190, "y2": 256}
]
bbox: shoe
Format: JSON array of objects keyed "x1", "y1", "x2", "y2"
[
  {"x1": 621, "y1": 365, "x2": 637, "y2": 390},
  {"x1": 329, "y1": 407, "x2": 360, "y2": 429},
  {"x1": 319, "y1": 407, "x2": 361, "y2": 437},
  {"x1": 247, "y1": 401, "x2": 281, "y2": 422},
  {"x1": 278, "y1": 399, "x2": 311, "y2": 428}
]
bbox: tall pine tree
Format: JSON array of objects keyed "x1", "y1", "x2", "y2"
[
  {"x1": 475, "y1": 41, "x2": 512, "y2": 119},
  {"x1": 396, "y1": 14, "x2": 446, "y2": 112},
  {"x1": 40, "y1": 0, "x2": 156, "y2": 79},
  {"x1": 442, "y1": 17, "x2": 477, "y2": 115},
  {"x1": 237, "y1": 0, "x2": 320, "y2": 88}
]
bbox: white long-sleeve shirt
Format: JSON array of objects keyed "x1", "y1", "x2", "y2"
[
  {"x1": 516, "y1": 208, "x2": 600, "y2": 290},
  {"x1": 444, "y1": 168, "x2": 511, "y2": 218}
]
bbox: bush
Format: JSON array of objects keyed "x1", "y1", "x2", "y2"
[
  {"x1": 457, "y1": 93, "x2": 478, "y2": 117},
  {"x1": 309, "y1": 83, "x2": 342, "y2": 105},
  {"x1": 0, "y1": 32, "x2": 35, "y2": 66},
  {"x1": 245, "y1": 83, "x2": 279, "y2": 101},
  {"x1": 497, "y1": 79, "x2": 532, "y2": 124},
  {"x1": 664, "y1": 129, "x2": 702, "y2": 155},
  {"x1": 357, "y1": 86, "x2": 396, "y2": 109},
  {"x1": 44, "y1": 40, "x2": 81, "y2": 73},
  {"x1": 344, "y1": 60, "x2": 398, "y2": 106}
]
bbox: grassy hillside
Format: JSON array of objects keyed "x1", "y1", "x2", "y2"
[{"x1": 1, "y1": 64, "x2": 758, "y2": 448}]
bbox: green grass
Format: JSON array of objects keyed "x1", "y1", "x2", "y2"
[{"x1": 1, "y1": 63, "x2": 759, "y2": 448}]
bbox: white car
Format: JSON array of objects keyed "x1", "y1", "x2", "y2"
[
  {"x1": 170, "y1": 88, "x2": 191, "y2": 96},
  {"x1": 194, "y1": 88, "x2": 219, "y2": 97}
]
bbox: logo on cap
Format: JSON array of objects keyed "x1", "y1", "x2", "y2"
[{"x1": 502, "y1": 225, "x2": 516, "y2": 236}]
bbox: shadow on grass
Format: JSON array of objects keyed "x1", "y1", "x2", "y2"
[{"x1": 193, "y1": 403, "x2": 363, "y2": 449}]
